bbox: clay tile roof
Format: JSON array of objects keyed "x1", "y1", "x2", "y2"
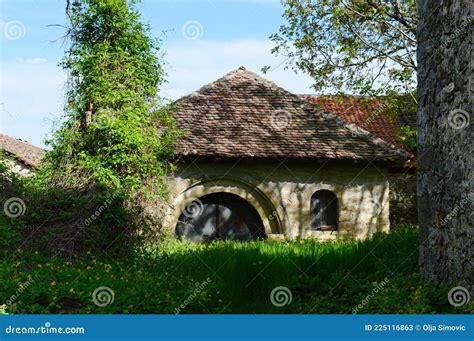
[
  {"x1": 172, "y1": 67, "x2": 409, "y2": 164},
  {"x1": 300, "y1": 95, "x2": 407, "y2": 151},
  {"x1": 0, "y1": 134, "x2": 45, "y2": 168}
]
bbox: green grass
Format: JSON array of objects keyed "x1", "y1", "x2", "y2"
[{"x1": 0, "y1": 229, "x2": 472, "y2": 314}]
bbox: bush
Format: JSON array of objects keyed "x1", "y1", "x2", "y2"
[
  {"x1": 0, "y1": 158, "x2": 25, "y2": 252},
  {"x1": 0, "y1": 169, "x2": 163, "y2": 258}
]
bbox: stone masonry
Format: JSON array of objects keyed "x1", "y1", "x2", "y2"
[
  {"x1": 417, "y1": 0, "x2": 473, "y2": 291},
  {"x1": 165, "y1": 161, "x2": 391, "y2": 240}
]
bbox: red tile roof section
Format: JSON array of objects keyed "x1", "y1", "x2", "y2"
[{"x1": 301, "y1": 96, "x2": 405, "y2": 150}]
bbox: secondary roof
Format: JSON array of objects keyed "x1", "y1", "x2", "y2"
[{"x1": 0, "y1": 133, "x2": 44, "y2": 168}]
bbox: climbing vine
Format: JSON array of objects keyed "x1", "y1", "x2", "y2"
[{"x1": 44, "y1": 0, "x2": 180, "y2": 195}]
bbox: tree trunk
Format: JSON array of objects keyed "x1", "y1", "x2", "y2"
[
  {"x1": 417, "y1": 0, "x2": 473, "y2": 293},
  {"x1": 82, "y1": 102, "x2": 93, "y2": 133}
]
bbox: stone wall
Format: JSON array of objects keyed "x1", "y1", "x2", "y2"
[
  {"x1": 165, "y1": 160, "x2": 391, "y2": 240},
  {"x1": 389, "y1": 172, "x2": 418, "y2": 228},
  {"x1": 1, "y1": 157, "x2": 34, "y2": 176},
  {"x1": 417, "y1": 0, "x2": 473, "y2": 291}
]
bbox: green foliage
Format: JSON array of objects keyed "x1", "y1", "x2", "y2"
[
  {"x1": 0, "y1": 164, "x2": 157, "y2": 257},
  {"x1": 269, "y1": 0, "x2": 417, "y2": 96},
  {"x1": 398, "y1": 125, "x2": 417, "y2": 149},
  {"x1": 9, "y1": 0, "x2": 183, "y2": 255},
  {"x1": 0, "y1": 154, "x2": 25, "y2": 251},
  {"x1": 1, "y1": 229, "x2": 471, "y2": 314},
  {"x1": 382, "y1": 92, "x2": 417, "y2": 149},
  {"x1": 44, "y1": 0, "x2": 180, "y2": 194},
  {"x1": 268, "y1": 1, "x2": 419, "y2": 149},
  {"x1": 0, "y1": 217, "x2": 21, "y2": 251}
]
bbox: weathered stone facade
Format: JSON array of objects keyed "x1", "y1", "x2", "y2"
[
  {"x1": 165, "y1": 67, "x2": 408, "y2": 242},
  {"x1": 1, "y1": 157, "x2": 35, "y2": 177},
  {"x1": 389, "y1": 172, "x2": 418, "y2": 228},
  {"x1": 417, "y1": 0, "x2": 473, "y2": 291},
  {"x1": 165, "y1": 161, "x2": 391, "y2": 240}
]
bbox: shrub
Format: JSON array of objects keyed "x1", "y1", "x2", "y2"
[{"x1": 0, "y1": 169, "x2": 164, "y2": 257}]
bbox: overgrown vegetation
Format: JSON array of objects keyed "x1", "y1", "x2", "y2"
[
  {"x1": 45, "y1": 0, "x2": 180, "y2": 193},
  {"x1": 0, "y1": 0, "x2": 181, "y2": 256},
  {"x1": 1, "y1": 229, "x2": 471, "y2": 314},
  {"x1": 0, "y1": 157, "x2": 146, "y2": 256}
]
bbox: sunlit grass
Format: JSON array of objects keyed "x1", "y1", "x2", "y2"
[{"x1": 1, "y1": 229, "x2": 472, "y2": 314}]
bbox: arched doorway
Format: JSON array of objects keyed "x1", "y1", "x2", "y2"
[{"x1": 175, "y1": 193, "x2": 266, "y2": 243}]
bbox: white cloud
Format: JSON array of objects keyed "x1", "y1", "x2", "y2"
[
  {"x1": 162, "y1": 39, "x2": 314, "y2": 99},
  {"x1": 16, "y1": 57, "x2": 48, "y2": 65},
  {"x1": 1, "y1": 39, "x2": 315, "y2": 148}
]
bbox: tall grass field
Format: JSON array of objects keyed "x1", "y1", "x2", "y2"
[{"x1": 1, "y1": 229, "x2": 472, "y2": 314}]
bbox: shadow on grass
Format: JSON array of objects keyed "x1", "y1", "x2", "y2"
[
  {"x1": 1, "y1": 229, "x2": 471, "y2": 314},
  {"x1": 154, "y1": 229, "x2": 422, "y2": 313}
]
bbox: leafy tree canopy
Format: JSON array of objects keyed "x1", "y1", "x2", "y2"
[
  {"x1": 267, "y1": 0, "x2": 417, "y2": 147},
  {"x1": 268, "y1": 0, "x2": 417, "y2": 95}
]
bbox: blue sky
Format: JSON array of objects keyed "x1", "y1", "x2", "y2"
[{"x1": 0, "y1": 0, "x2": 314, "y2": 148}]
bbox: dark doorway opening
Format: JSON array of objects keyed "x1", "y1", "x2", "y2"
[{"x1": 176, "y1": 193, "x2": 266, "y2": 243}]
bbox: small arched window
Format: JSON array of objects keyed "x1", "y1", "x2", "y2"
[{"x1": 310, "y1": 190, "x2": 338, "y2": 231}]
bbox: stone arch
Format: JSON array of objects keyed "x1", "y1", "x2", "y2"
[
  {"x1": 165, "y1": 176, "x2": 282, "y2": 236},
  {"x1": 176, "y1": 192, "x2": 266, "y2": 242}
]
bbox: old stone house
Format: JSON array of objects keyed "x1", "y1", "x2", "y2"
[
  {"x1": 0, "y1": 134, "x2": 44, "y2": 176},
  {"x1": 165, "y1": 67, "x2": 409, "y2": 242},
  {"x1": 0, "y1": 68, "x2": 414, "y2": 243},
  {"x1": 302, "y1": 95, "x2": 418, "y2": 227}
]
